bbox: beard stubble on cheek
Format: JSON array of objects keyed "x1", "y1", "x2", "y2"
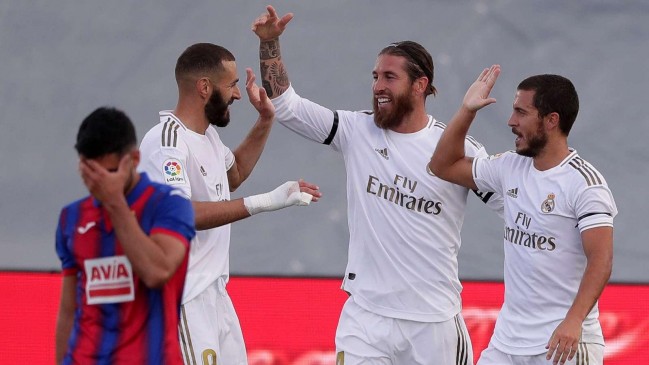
[
  {"x1": 372, "y1": 90, "x2": 415, "y2": 130},
  {"x1": 205, "y1": 88, "x2": 231, "y2": 128},
  {"x1": 517, "y1": 122, "x2": 548, "y2": 157}
]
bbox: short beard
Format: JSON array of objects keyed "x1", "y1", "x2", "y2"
[
  {"x1": 516, "y1": 121, "x2": 548, "y2": 157},
  {"x1": 372, "y1": 91, "x2": 414, "y2": 130},
  {"x1": 205, "y1": 88, "x2": 231, "y2": 127}
]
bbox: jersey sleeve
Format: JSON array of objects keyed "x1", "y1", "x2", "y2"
[
  {"x1": 140, "y1": 140, "x2": 193, "y2": 199},
  {"x1": 574, "y1": 185, "x2": 617, "y2": 232},
  {"x1": 472, "y1": 150, "x2": 510, "y2": 195},
  {"x1": 54, "y1": 207, "x2": 78, "y2": 276},
  {"x1": 224, "y1": 147, "x2": 235, "y2": 171},
  {"x1": 272, "y1": 84, "x2": 350, "y2": 152},
  {"x1": 150, "y1": 189, "x2": 196, "y2": 246},
  {"x1": 465, "y1": 137, "x2": 504, "y2": 217}
]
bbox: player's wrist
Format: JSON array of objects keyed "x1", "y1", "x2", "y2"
[
  {"x1": 243, "y1": 181, "x2": 312, "y2": 216},
  {"x1": 243, "y1": 193, "x2": 272, "y2": 216}
]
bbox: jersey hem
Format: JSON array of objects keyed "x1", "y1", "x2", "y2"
[{"x1": 351, "y1": 292, "x2": 460, "y2": 323}]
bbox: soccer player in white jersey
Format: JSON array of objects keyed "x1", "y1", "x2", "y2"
[
  {"x1": 251, "y1": 6, "x2": 503, "y2": 365},
  {"x1": 139, "y1": 43, "x2": 321, "y2": 365},
  {"x1": 429, "y1": 65, "x2": 617, "y2": 365}
]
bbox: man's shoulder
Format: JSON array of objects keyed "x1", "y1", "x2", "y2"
[
  {"x1": 61, "y1": 195, "x2": 93, "y2": 212},
  {"x1": 140, "y1": 178, "x2": 192, "y2": 213},
  {"x1": 478, "y1": 150, "x2": 525, "y2": 169},
  {"x1": 141, "y1": 116, "x2": 190, "y2": 152},
  {"x1": 560, "y1": 151, "x2": 608, "y2": 188}
]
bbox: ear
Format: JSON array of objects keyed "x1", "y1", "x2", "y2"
[
  {"x1": 196, "y1": 77, "x2": 211, "y2": 99},
  {"x1": 130, "y1": 149, "x2": 141, "y2": 169},
  {"x1": 413, "y1": 76, "x2": 428, "y2": 95},
  {"x1": 545, "y1": 112, "x2": 560, "y2": 131}
]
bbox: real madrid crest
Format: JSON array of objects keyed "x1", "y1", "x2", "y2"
[{"x1": 541, "y1": 193, "x2": 555, "y2": 213}]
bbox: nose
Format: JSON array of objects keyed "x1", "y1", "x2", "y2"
[
  {"x1": 232, "y1": 85, "x2": 242, "y2": 100},
  {"x1": 373, "y1": 79, "x2": 385, "y2": 94},
  {"x1": 507, "y1": 113, "x2": 517, "y2": 127}
]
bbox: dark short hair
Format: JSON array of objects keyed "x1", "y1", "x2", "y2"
[
  {"x1": 175, "y1": 43, "x2": 236, "y2": 83},
  {"x1": 75, "y1": 107, "x2": 136, "y2": 159},
  {"x1": 379, "y1": 41, "x2": 437, "y2": 97},
  {"x1": 518, "y1": 74, "x2": 579, "y2": 136}
]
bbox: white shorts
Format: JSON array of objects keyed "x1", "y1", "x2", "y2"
[
  {"x1": 477, "y1": 341, "x2": 604, "y2": 365},
  {"x1": 335, "y1": 296, "x2": 472, "y2": 365},
  {"x1": 178, "y1": 277, "x2": 248, "y2": 365}
]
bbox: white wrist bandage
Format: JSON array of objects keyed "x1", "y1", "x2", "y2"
[{"x1": 243, "y1": 181, "x2": 312, "y2": 216}]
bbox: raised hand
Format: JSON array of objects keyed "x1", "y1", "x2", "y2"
[
  {"x1": 251, "y1": 5, "x2": 293, "y2": 41},
  {"x1": 245, "y1": 67, "x2": 274, "y2": 120},
  {"x1": 462, "y1": 64, "x2": 501, "y2": 112}
]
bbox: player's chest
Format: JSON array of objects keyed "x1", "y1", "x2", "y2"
[
  {"x1": 503, "y1": 174, "x2": 575, "y2": 230},
  {"x1": 346, "y1": 133, "x2": 463, "y2": 200}
]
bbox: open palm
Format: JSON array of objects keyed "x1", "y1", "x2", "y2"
[{"x1": 463, "y1": 64, "x2": 501, "y2": 112}]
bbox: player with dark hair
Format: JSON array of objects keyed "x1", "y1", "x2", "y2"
[
  {"x1": 429, "y1": 66, "x2": 617, "y2": 365},
  {"x1": 252, "y1": 6, "x2": 503, "y2": 365},
  {"x1": 139, "y1": 43, "x2": 321, "y2": 364},
  {"x1": 55, "y1": 107, "x2": 196, "y2": 364}
]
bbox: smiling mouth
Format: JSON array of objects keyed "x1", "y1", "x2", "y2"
[{"x1": 376, "y1": 96, "x2": 392, "y2": 107}]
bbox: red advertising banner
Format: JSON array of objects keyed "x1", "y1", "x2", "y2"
[{"x1": 0, "y1": 272, "x2": 647, "y2": 364}]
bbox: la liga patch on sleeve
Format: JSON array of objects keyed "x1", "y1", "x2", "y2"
[{"x1": 162, "y1": 158, "x2": 187, "y2": 185}]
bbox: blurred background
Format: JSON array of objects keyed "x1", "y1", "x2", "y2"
[{"x1": 1, "y1": 0, "x2": 647, "y2": 282}]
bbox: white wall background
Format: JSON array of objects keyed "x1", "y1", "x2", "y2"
[{"x1": 1, "y1": 0, "x2": 647, "y2": 282}]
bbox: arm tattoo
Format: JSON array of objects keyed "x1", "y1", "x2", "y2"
[
  {"x1": 270, "y1": 62, "x2": 289, "y2": 96},
  {"x1": 259, "y1": 39, "x2": 290, "y2": 98},
  {"x1": 260, "y1": 39, "x2": 280, "y2": 60}
]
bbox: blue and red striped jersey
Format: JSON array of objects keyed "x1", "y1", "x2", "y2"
[{"x1": 55, "y1": 173, "x2": 195, "y2": 365}]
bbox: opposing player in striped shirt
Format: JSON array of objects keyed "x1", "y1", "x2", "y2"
[
  {"x1": 55, "y1": 107, "x2": 196, "y2": 364},
  {"x1": 430, "y1": 67, "x2": 617, "y2": 365}
]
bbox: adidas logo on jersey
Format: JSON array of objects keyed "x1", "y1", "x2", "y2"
[
  {"x1": 375, "y1": 148, "x2": 389, "y2": 160},
  {"x1": 507, "y1": 187, "x2": 519, "y2": 198}
]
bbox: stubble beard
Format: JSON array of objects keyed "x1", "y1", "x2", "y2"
[
  {"x1": 373, "y1": 91, "x2": 414, "y2": 130},
  {"x1": 516, "y1": 121, "x2": 548, "y2": 157},
  {"x1": 205, "y1": 88, "x2": 231, "y2": 128}
]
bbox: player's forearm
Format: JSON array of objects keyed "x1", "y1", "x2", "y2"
[
  {"x1": 431, "y1": 107, "x2": 474, "y2": 172},
  {"x1": 259, "y1": 38, "x2": 290, "y2": 99},
  {"x1": 55, "y1": 315, "x2": 73, "y2": 364},
  {"x1": 192, "y1": 199, "x2": 251, "y2": 230},
  {"x1": 230, "y1": 119, "x2": 273, "y2": 189},
  {"x1": 103, "y1": 202, "x2": 181, "y2": 288},
  {"x1": 56, "y1": 278, "x2": 75, "y2": 364},
  {"x1": 429, "y1": 107, "x2": 478, "y2": 189}
]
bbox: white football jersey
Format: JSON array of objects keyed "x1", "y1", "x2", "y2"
[
  {"x1": 273, "y1": 85, "x2": 502, "y2": 322},
  {"x1": 139, "y1": 111, "x2": 234, "y2": 304},
  {"x1": 473, "y1": 150, "x2": 617, "y2": 355}
]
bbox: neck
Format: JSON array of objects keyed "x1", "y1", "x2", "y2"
[
  {"x1": 124, "y1": 172, "x2": 141, "y2": 196},
  {"x1": 532, "y1": 137, "x2": 570, "y2": 171},
  {"x1": 174, "y1": 98, "x2": 209, "y2": 135},
  {"x1": 390, "y1": 106, "x2": 429, "y2": 134}
]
